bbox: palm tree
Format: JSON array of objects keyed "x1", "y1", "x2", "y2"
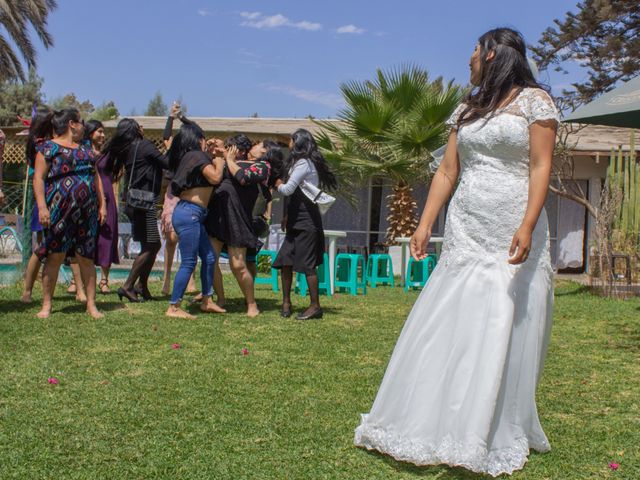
[
  {"x1": 0, "y1": 0, "x2": 57, "y2": 82},
  {"x1": 316, "y1": 65, "x2": 463, "y2": 244}
]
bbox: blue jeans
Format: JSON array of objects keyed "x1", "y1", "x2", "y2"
[{"x1": 170, "y1": 200, "x2": 216, "y2": 305}]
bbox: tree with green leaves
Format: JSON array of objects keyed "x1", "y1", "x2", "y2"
[
  {"x1": 49, "y1": 93, "x2": 95, "y2": 118},
  {"x1": 91, "y1": 101, "x2": 119, "y2": 121},
  {"x1": 316, "y1": 66, "x2": 463, "y2": 244},
  {"x1": 0, "y1": 69, "x2": 44, "y2": 125},
  {"x1": 145, "y1": 92, "x2": 168, "y2": 116},
  {"x1": 531, "y1": 0, "x2": 639, "y2": 109},
  {"x1": 0, "y1": 0, "x2": 57, "y2": 82}
]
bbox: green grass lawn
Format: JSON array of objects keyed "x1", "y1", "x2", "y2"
[{"x1": 0, "y1": 279, "x2": 638, "y2": 479}]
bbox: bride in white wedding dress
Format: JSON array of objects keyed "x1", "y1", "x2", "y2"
[{"x1": 354, "y1": 28, "x2": 559, "y2": 477}]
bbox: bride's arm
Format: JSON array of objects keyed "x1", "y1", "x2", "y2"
[
  {"x1": 508, "y1": 120, "x2": 556, "y2": 265},
  {"x1": 410, "y1": 131, "x2": 460, "y2": 260}
]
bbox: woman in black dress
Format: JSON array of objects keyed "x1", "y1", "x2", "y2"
[
  {"x1": 273, "y1": 129, "x2": 337, "y2": 320},
  {"x1": 206, "y1": 134, "x2": 270, "y2": 317},
  {"x1": 102, "y1": 119, "x2": 170, "y2": 302}
]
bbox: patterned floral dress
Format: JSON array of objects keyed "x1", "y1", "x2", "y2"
[{"x1": 36, "y1": 140, "x2": 98, "y2": 259}]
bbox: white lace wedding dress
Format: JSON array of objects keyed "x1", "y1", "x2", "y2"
[{"x1": 354, "y1": 88, "x2": 560, "y2": 477}]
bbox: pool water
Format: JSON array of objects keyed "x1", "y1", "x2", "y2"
[{"x1": 0, "y1": 264, "x2": 163, "y2": 286}]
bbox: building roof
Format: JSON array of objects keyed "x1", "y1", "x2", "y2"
[
  {"x1": 565, "y1": 124, "x2": 638, "y2": 153},
  {"x1": 101, "y1": 116, "x2": 336, "y2": 137}
]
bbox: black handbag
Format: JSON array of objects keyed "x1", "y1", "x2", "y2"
[{"x1": 125, "y1": 141, "x2": 156, "y2": 211}]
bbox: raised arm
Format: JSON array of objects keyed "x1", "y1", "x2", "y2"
[
  {"x1": 202, "y1": 156, "x2": 225, "y2": 185},
  {"x1": 410, "y1": 130, "x2": 460, "y2": 260}
]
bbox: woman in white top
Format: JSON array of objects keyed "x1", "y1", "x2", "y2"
[
  {"x1": 354, "y1": 27, "x2": 559, "y2": 476},
  {"x1": 274, "y1": 129, "x2": 337, "y2": 320}
]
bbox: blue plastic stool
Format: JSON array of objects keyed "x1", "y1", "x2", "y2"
[
  {"x1": 255, "y1": 250, "x2": 279, "y2": 292},
  {"x1": 404, "y1": 255, "x2": 436, "y2": 292},
  {"x1": 366, "y1": 253, "x2": 395, "y2": 288},
  {"x1": 295, "y1": 253, "x2": 331, "y2": 296},
  {"x1": 334, "y1": 253, "x2": 367, "y2": 295}
]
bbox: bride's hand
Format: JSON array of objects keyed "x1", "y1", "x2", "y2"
[
  {"x1": 410, "y1": 226, "x2": 431, "y2": 261},
  {"x1": 508, "y1": 226, "x2": 532, "y2": 264}
]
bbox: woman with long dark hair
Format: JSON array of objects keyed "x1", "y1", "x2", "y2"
[
  {"x1": 85, "y1": 120, "x2": 119, "y2": 293},
  {"x1": 21, "y1": 107, "x2": 52, "y2": 303},
  {"x1": 273, "y1": 128, "x2": 337, "y2": 320},
  {"x1": 354, "y1": 28, "x2": 559, "y2": 476},
  {"x1": 32, "y1": 108, "x2": 107, "y2": 319},
  {"x1": 166, "y1": 123, "x2": 226, "y2": 318},
  {"x1": 206, "y1": 134, "x2": 271, "y2": 317},
  {"x1": 102, "y1": 118, "x2": 168, "y2": 302}
]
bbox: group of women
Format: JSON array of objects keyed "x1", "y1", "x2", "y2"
[{"x1": 22, "y1": 105, "x2": 336, "y2": 321}]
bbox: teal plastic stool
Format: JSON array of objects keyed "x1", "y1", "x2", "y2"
[
  {"x1": 255, "y1": 250, "x2": 279, "y2": 292},
  {"x1": 295, "y1": 253, "x2": 331, "y2": 296},
  {"x1": 404, "y1": 255, "x2": 437, "y2": 292},
  {"x1": 334, "y1": 253, "x2": 367, "y2": 295},
  {"x1": 366, "y1": 253, "x2": 395, "y2": 288}
]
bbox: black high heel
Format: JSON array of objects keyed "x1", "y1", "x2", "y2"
[
  {"x1": 117, "y1": 287, "x2": 141, "y2": 303},
  {"x1": 134, "y1": 285, "x2": 154, "y2": 302},
  {"x1": 296, "y1": 308, "x2": 323, "y2": 320}
]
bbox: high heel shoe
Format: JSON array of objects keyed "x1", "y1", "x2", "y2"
[
  {"x1": 117, "y1": 287, "x2": 141, "y2": 303},
  {"x1": 134, "y1": 285, "x2": 154, "y2": 302},
  {"x1": 296, "y1": 308, "x2": 323, "y2": 320}
]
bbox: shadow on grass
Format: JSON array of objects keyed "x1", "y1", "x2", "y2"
[
  {"x1": 58, "y1": 301, "x2": 127, "y2": 314},
  {"x1": 0, "y1": 300, "x2": 39, "y2": 315},
  {"x1": 184, "y1": 297, "x2": 344, "y2": 316},
  {"x1": 362, "y1": 449, "x2": 493, "y2": 479},
  {"x1": 554, "y1": 284, "x2": 591, "y2": 297}
]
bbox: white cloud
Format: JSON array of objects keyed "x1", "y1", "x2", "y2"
[
  {"x1": 337, "y1": 24, "x2": 365, "y2": 34},
  {"x1": 240, "y1": 12, "x2": 322, "y2": 31},
  {"x1": 265, "y1": 84, "x2": 343, "y2": 109},
  {"x1": 197, "y1": 9, "x2": 212, "y2": 17}
]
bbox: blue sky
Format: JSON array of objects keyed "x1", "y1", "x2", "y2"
[{"x1": 34, "y1": 0, "x2": 583, "y2": 118}]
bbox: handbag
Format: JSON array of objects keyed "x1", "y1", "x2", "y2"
[
  {"x1": 125, "y1": 141, "x2": 156, "y2": 211},
  {"x1": 302, "y1": 180, "x2": 336, "y2": 215}
]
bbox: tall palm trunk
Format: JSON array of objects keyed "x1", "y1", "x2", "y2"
[{"x1": 385, "y1": 181, "x2": 418, "y2": 245}]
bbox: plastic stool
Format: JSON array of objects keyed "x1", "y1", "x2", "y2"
[
  {"x1": 255, "y1": 250, "x2": 279, "y2": 292},
  {"x1": 295, "y1": 253, "x2": 331, "y2": 296},
  {"x1": 334, "y1": 253, "x2": 367, "y2": 295},
  {"x1": 404, "y1": 255, "x2": 436, "y2": 291},
  {"x1": 366, "y1": 253, "x2": 395, "y2": 288}
]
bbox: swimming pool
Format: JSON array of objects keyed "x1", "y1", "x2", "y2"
[{"x1": 0, "y1": 264, "x2": 163, "y2": 286}]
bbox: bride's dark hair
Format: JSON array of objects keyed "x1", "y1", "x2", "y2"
[{"x1": 458, "y1": 28, "x2": 547, "y2": 128}]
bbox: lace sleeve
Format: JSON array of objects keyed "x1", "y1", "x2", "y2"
[
  {"x1": 446, "y1": 104, "x2": 466, "y2": 130},
  {"x1": 525, "y1": 89, "x2": 560, "y2": 126}
]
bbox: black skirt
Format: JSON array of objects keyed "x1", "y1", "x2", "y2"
[
  {"x1": 126, "y1": 206, "x2": 161, "y2": 244},
  {"x1": 273, "y1": 228, "x2": 325, "y2": 274},
  {"x1": 206, "y1": 178, "x2": 262, "y2": 250}
]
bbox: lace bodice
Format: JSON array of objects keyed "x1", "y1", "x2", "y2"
[{"x1": 438, "y1": 88, "x2": 559, "y2": 271}]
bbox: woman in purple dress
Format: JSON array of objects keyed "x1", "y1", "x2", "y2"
[{"x1": 85, "y1": 120, "x2": 119, "y2": 293}]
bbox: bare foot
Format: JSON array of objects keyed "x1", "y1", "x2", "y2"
[
  {"x1": 201, "y1": 298, "x2": 226, "y2": 314},
  {"x1": 87, "y1": 307, "x2": 104, "y2": 319},
  {"x1": 246, "y1": 303, "x2": 260, "y2": 318},
  {"x1": 36, "y1": 307, "x2": 51, "y2": 319},
  {"x1": 166, "y1": 305, "x2": 196, "y2": 320},
  {"x1": 76, "y1": 293, "x2": 87, "y2": 303},
  {"x1": 21, "y1": 292, "x2": 33, "y2": 303},
  {"x1": 67, "y1": 282, "x2": 77, "y2": 294},
  {"x1": 191, "y1": 293, "x2": 203, "y2": 303},
  {"x1": 161, "y1": 282, "x2": 170, "y2": 296}
]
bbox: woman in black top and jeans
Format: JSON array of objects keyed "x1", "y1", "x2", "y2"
[
  {"x1": 103, "y1": 118, "x2": 169, "y2": 302},
  {"x1": 167, "y1": 123, "x2": 225, "y2": 319}
]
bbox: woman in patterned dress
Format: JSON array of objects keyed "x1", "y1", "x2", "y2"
[{"x1": 33, "y1": 108, "x2": 107, "y2": 319}]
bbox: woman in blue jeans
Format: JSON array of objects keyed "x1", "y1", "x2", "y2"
[{"x1": 166, "y1": 123, "x2": 225, "y2": 319}]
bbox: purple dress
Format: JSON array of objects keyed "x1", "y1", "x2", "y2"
[{"x1": 95, "y1": 154, "x2": 119, "y2": 268}]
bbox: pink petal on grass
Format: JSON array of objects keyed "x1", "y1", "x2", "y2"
[
  {"x1": 609, "y1": 463, "x2": 619, "y2": 470},
  {"x1": 47, "y1": 377, "x2": 58, "y2": 385},
  {"x1": 242, "y1": 348, "x2": 249, "y2": 356},
  {"x1": 171, "y1": 343, "x2": 181, "y2": 350}
]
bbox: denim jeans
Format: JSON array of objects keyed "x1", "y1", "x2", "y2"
[{"x1": 170, "y1": 200, "x2": 216, "y2": 305}]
